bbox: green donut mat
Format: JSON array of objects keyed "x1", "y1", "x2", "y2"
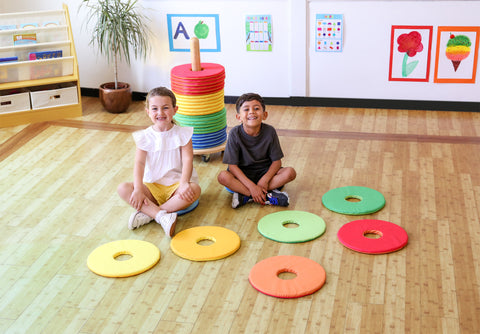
[
  {"x1": 257, "y1": 210, "x2": 326, "y2": 243},
  {"x1": 175, "y1": 108, "x2": 226, "y2": 122},
  {"x1": 321, "y1": 186, "x2": 385, "y2": 215}
]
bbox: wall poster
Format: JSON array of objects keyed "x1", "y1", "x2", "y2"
[
  {"x1": 434, "y1": 26, "x2": 480, "y2": 83},
  {"x1": 315, "y1": 14, "x2": 343, "y2": 52},
  {"x1": 167, "y1": 14, "x2": 221, "y2": 52},
  {"x1": 245, "y1": 15, "x2": 272, "y2": 52},
  {"x1": 389, "y1": 25, "x2": 433, "y2": 82}
]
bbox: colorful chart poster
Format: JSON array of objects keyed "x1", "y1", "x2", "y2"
[
  {"x1": 245, "y1": 15, "x2": 272, "y2": 52},
  {"x1": 315, "y1": 14, "x2": 343, "y2": 52}
]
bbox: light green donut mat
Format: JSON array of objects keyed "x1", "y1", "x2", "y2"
[
  {"x1": 322, "y1": 186, "x2": 385, "y2": 215},
  {"x1": 257, "y1": 210, "x2": 326, "y2": 243}
]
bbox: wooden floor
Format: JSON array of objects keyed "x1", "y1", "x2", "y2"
[{"x1": 1, "y1": 97, "x2": 480, "y2": 333}]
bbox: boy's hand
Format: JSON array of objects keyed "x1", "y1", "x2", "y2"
[
  {"x1": 257, "y1": 179, "x2": 269, "y2": 193},
  {"x1": 130, "y1": 189, "x2": 147, "y2": 211},
  {"x1": 177, "y1": 182, "x2": 195, "y2": 202},
  {"x1": 249, "y1": 184, "x2": 267, "y2": 204}
]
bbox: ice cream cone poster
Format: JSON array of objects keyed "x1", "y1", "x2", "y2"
[
  {"x1": 389, "y1": 26, "x2": 433, "y2": 82},
  {"x1": 434, "y1": 26, "x2": 480, "y2": 83}
]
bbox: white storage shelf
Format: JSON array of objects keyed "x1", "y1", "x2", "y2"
[{"x1": 0, "y1": 5, "x2": 82, "y2": 128}]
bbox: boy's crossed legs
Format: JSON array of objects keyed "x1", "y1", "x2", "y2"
[{"x1": 217, "y1": 167, "x2": 296, "y2": 208}]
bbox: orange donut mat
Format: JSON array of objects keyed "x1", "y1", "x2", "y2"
[
  {"x1": 337, "y1": 219, "x2": 408, "y2": 254},
  {"x1": 87, "y1": 240, "x2": 160, "y2": 278},
  {"x1": 170, "y1": 226, "x2": 241, "y2": 261},
  {"x1": 249, "y1": 255, "x2": 326, "y2": 298}
]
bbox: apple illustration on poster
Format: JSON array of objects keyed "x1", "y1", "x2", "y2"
[{"x1": 194, "y1": 21, "x2": 209, "y2": 39}]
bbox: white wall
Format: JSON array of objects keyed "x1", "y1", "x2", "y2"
[
  {"x1": 308, "y1": 1, "x2": 480, "y2": 102},
  {"x1": 3, "y1": 0, "x2": 480, "y2": 103}
]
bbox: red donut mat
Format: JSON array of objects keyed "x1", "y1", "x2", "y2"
[
  {"x1": 248, "y1": 255, "x2": 326, "y2": 298},
  {"x1": 171, "y1": 72, "x2": 225, "y2": 85},
  {"x1": 337, "y1": 219, "x2": 408, "y2": 254},
  {"x1": 171, "y1": 63, "x2": 225, "y2": 80},
  {"x1": 171, "y1": 84, "x2": 224, "y2": 96}
]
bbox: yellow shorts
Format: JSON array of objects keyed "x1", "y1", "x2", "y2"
[{"x1": 145, "y1": 182, "x2": 179, "y2": 205}]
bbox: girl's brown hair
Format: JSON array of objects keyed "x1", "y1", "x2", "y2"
[{"x1": 145, "y1": 87, "x2": 177, "y2": 109}]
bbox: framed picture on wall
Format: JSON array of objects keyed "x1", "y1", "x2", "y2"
[
  {"x1": 389, "y1": 25, "x2": 433, "y2": 82},
  {"x1": 167, "y1": 14, "x2": 221, "y2": 52},
  {"x1": 434, "y1": 26, "x2": 480, "y2": 83}
]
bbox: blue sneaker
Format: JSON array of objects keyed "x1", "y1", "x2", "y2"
[
  {"x1": 265, "y1": 190, "x2": 289, "y2": 206},
  {"x1": 232, "y1": 192, "x2": 252, "y2": 208}
]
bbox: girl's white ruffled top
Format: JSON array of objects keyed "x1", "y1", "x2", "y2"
[{"x1": 132, "y1": 125, "x2": 199, "y2": 186}]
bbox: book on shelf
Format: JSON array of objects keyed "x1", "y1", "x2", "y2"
[
  {"x1": 13, "y1": 33, "x2": 37, "y2": 45},
  {"x1": 29, "y1": 50, "x2": 62, "y2": 61},
  {"x1": 43, "y1": 21, "x2": 60, "y2": 27},
  {"x1": 0, "y1": 57, "x2": 18, "y2": 63},
  {"x1": 30, "y1": 51, "x2": 63, "y2": 80},
  {"x1": 20, "y1": 23, "x2": 38, "y2": 29},
  {"x1": 0, "y1": 25, "x2": 17, "y2": 31}
]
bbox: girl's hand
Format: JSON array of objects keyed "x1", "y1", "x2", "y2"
[
  {"x1": 177, "y1": 182, "x2": 195, "y2": 202},
  {"x1": 129, "y1": 189, "x2": 147, "y2": 211}
]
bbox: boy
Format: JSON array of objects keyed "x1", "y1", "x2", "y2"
[{"x1": 217, "y1": 93, "x2": 296, "y2": 208}]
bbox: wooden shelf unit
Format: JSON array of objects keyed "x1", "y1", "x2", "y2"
[{"x1": 0, "y1": 4, "x2": 82, "y2": 128}]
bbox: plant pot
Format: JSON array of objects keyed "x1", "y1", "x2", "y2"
[{"x1": 99, "y1": 82, "x2": 132, "y2": 113}]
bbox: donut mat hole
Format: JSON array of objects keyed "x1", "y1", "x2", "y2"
[
  {"x1": 277, "y1": 270, "x2": 297, "y2": 280},
  {"x1": 345, "y1": 195, "x2": 362, "y2": 203},
  {"x1": 364, "y1": 230, "x2": 383, "y2": 239},
  {"x1": 197, "y1": 237, "x2": 215, "y2": 246},
  {"x1": 114, "y1": 252, "x2": 133, "y2": 261},
  {"x1": 282, "y1": 220, "x2": 300, "y2": 228}
]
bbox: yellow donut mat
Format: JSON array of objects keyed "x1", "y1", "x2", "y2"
[
  {"x1": 170, "y1": 226, "x2": 241, "y2": 261},
  {"x1": 87, "y1": 240, "x2": 160, "y2": 278}
]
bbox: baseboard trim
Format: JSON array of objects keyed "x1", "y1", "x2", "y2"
[{"x1": 80, "y1": 88, "x2": 480, "y2": 112}]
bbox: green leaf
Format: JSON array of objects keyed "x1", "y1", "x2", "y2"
[{"x1": 405, "y1": 60, "x2": 419, "y2": 77}]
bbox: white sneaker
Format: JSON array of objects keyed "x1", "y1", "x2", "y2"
[
  {"x1": 128, "y1": 211, "x2": 153, "y2": 230},
  {"x1": 155, "y1": 211, "x2": 177, "y2": 237}
]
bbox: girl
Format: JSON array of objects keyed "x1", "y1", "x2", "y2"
[{"x1": 117, "y1": 87, "x2": 201, "y2": 237}]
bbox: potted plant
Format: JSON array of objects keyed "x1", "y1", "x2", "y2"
[{"x1": 81, "y1": 0, "x2": 151, "y2": 113}]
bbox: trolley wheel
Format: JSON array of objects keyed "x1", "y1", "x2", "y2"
[{"x1": 202, "y1": 154, "x2": 211, "y2": 162}]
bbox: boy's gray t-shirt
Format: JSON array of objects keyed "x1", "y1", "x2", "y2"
[{"x1": 223, "y1": 123, "x2": 284, "y2": 177}]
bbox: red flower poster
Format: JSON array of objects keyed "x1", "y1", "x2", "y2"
[
  {"x1": 389, "y1": 25, "x2": 433, "y2": 82},
  {"x1": 434, "y1": 26, "x2": 480, "y2": 83}
]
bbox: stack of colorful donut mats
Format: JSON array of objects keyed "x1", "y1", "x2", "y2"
[
  {"x1": 257, "y1": 210, "x2": 326, "y2": 243},
  {"x1": 87, "y1": 240, "x2": 160, "y2": 278},
  {"x1": 171, "y1": 62, "x2": 227, "y2": 153},
  {"x1": 248, "y1": 255, "x2": 326, "y2": 298},
  {"x1": 170, "y1": 226, "x2": 241, "y2": 261},
  {"x1": 321, "y1": 186, "x2": 386, "y2": 215},
  {"x1": 337, "y1": 219, "x2": 408, "y2": 254}
]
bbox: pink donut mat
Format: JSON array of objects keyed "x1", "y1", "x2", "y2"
[
  {"x1": 337, "y1": 219, "x2": 408, "y2": 254},
  {"x1": 248, "y1": 255, "x2": 326, "y2": 298}
]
